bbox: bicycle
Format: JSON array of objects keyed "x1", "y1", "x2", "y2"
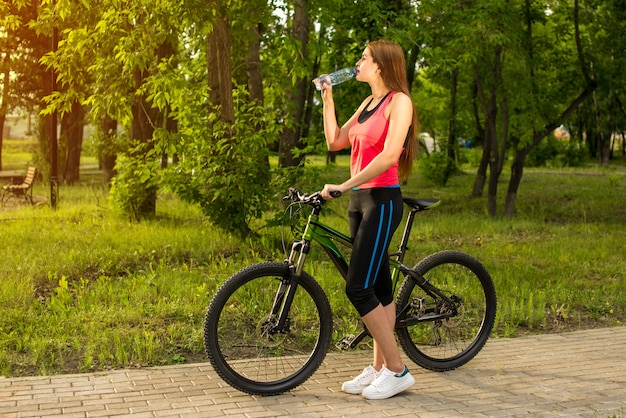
[{"x1": 203, "y1": 188, "x2": 497, "y2": 396}]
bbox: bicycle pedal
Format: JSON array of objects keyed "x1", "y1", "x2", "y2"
[{"x1": 335, "y1": 334, "x2": 356, "y2": 350}]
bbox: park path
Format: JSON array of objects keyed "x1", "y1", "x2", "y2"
[{"x1": 1, "y1": 327, "x2": 625, "y2": 417}]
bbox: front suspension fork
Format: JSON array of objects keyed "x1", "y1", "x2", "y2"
[{"x1": 266, "y1": 241, "x2": 311, "y2": 334}]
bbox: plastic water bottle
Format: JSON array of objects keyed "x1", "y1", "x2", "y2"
[{"x1": 312, "y1": 68, "x2": 357, "y2": 91}]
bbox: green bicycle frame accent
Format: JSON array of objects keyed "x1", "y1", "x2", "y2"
[
  {"x1": 292, "y1": 211, "x2": 405, "y2": 288},
  {"x1": 293, "y1": 211, "x2": 352, "y2": 278},
  {"x1": 286, "y1": 193, "x2": 455, "y2": 337}
]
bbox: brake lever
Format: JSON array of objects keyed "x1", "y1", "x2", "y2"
[{"x1": 283, "y1": 187, "x2": 301, "y2": 202}]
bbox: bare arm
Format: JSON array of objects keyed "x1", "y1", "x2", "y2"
[{"x1": 322, "y1": 85, "x2": 366, "y2": 152}]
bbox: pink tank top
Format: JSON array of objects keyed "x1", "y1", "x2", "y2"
[{"x1": 348, "y1": 91, "x2": 399, "y2": 189}]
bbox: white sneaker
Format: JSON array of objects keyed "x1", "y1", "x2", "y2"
[
  {"x1": 341, "y1": 365, "x2": 379, "y2": 394},
  {"x1": 361, "y1": 365, "x2": 415, "y2": 400}
]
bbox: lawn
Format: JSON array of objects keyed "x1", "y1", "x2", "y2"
[{"x1": 1, "y1": 142, "x2": 624, "y2": 377}]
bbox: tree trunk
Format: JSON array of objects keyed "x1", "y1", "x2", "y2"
[
  {"x1": 155, "y1": 39, "x2": 177, "y2": 170},
  {"x1": 131, "y1": 67, "x2": 157, "y2": 218},
  {"x1": 246, "y1": 20, "x2": 272, "y2": 181},
  {"x1": 504, "y1": 151, "x2": 526, "y2": 218},
  {"x1": 206, "y1": 0, "x2": 256, "y2": 233},
  {"x1": 303, "y1": 24, "x2": 325, "y2": 150},
  {"x1": 447, "y1": 67, "x2": 458, "y2": 161},
  {"x1": 472, "y1": 71, "x2": 500, "y2": 208},
  {"x1": 471, "y1": 77, "x2": 488, "y2": 197},
  {"x1": 61, "y1": 101, "x2": 84, "y2": 185},
  {"x1": 504, "y1": 85, "x2": 597, "y2": 216},
  {"x1": 0, "y1": 51, "x2": 10, "y2": 171},
  {"x1": 207, "y1": 2, "x2": 234, "y2": 124},
  {"x1": 101, "y1": 115, "x2": 117, "y2": 187},
  {"x1": 246, "y1": 23, "x2": 264, "y2": 105},
  {"x1": 278, "y1": 0, "x2": 309, "y2": 168},
  {"x1": 473, "y1": 48, "x2": 506, "y2": 218},
  {"x1": 406, "y1": 45, "x2": 419, "y2": 93},
  {"x1": 485, "y1": 86, "x2": 500, "y2": 218},
  {"x1": 592, "y1": 91, "x2": 610, "y2": 165},
  {"x1": 498, "y1": 94, "x2": 509, "y2": 174}
]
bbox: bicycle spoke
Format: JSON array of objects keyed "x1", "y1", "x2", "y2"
[
  {"x1": 396, "y1": 251, "x2": 496, "y2": 371},
  {"x1": 205, "y1": 262, "x2": 332, "y2": 395}
]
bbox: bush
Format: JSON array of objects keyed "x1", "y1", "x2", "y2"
[
  {"x1": 109, "y1": 149, "x2": 160, "y2": 220},
  {"x1": 419, "y1": 151, "x2": 456, "y2": 186},
  {"x1": 557, "y1": 140, "x2": 588, "y2": 167},
  {"x1": 526, "y1": 136, "x2": 560, "y2": 167},
  {"x1": 165, "y1": 92, "x2": 276, "y2": 235},
  {"x1": 527, "y1": 136, "x2": 588, "y2": 168}
]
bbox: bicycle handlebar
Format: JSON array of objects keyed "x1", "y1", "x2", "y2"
[{"x1": 283, "y1": 188, "x2": 341, "y2": 205}]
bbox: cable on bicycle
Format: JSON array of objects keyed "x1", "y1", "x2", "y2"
[{"x1": 280, "y1": 188, "x2": 341, "y2": 256}]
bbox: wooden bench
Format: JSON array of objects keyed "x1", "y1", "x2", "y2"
[{"x1": 1, "y1": 166, "x2": 37, "y2": 205}]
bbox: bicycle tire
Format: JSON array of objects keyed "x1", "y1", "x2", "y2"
[
  {"x1": 396, "y1": 250, "x2": 496, "y2": 372},
  {"x1": 204, "y1": 261, "x2": 332, "y2": 395}
]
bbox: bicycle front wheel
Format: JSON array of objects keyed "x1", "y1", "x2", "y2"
[
  {"x1": 396, "y1": 250, "x2": 496, "y2": 372},
  {"x1": 204, "y1": 261, "x2": 332, "y2": 396}
]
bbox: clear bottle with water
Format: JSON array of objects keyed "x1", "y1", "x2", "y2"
[{"x1": 312, "y1": 68, "x2": 357, "y2": 91}]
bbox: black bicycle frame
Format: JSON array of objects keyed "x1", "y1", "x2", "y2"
[{"x1": 276, "y1": 201, "x2": 456, "y2": 341}]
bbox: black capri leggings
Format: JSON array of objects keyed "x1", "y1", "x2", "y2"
[{"x1": 346, "y1": 187, "x2": 403, "y2": 317}]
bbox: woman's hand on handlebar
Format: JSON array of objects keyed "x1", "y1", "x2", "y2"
[{"x1": 321, "y1": 184, "x2": 344, "y2": 201}]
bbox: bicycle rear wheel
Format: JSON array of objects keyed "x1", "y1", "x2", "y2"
[
  {"x1": 396, "y1": 250, "x2": 496, "y2": 371},
  {"x1": 204, "y1": 261, "x2": 332, "y2": 395}
]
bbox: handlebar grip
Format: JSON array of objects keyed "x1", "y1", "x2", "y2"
[{"x1": 330, "y1": 191, "x2": 342, "y2": 198}]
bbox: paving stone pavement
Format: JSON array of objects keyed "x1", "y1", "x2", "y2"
[{"x1": 1, "y1": 327, "x2": 625, "y2": 418}]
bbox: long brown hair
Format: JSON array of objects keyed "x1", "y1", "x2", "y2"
[{"x1": 368, "y1": 40, "x2": 419, "y2": 182}]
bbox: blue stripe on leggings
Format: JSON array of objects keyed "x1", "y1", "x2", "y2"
[
  {"x1": 372, "y1": 200, "x2": 394, "y2": 283},
  {"x1": 364, "y1": 203, "x2": 385, "y2": 288}
]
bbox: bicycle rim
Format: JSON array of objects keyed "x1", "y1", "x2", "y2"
[
  {"x1": 396, "y1": 250, "x2": 496, "y2": 371},
  {"x1": 204, "y1": 262, "x2": 332, "y2": 395}
]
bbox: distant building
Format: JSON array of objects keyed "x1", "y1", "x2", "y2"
[{"x1": 3, "y1": 113, "x2": 34, "y2": 139}]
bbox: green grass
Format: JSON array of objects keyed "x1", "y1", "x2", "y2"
[
  {"x1": 1, "y1": 138, "x2": 38, "y2": 170},
  {"x1": 1, "y1": 147, "x2": 625, "y2": 377}
]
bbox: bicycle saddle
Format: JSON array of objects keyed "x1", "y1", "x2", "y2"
[{"x1": 403, "y1": 197, "x2": 441, "y2": 211}]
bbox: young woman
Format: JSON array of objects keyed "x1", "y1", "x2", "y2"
[{"x1": 319, "y1": 40, "x2": 418, "y2": 400}]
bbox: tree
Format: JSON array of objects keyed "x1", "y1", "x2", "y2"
[
  {"x1": 157, "y1": 0, "x2": 275, "y2": 233},
  {"x1": 416, "y1": 0, "x2": 601, "y2": 217},
  {"x1": 0, "y1": 0, "x2": 47, "y2": 171},
  {"x1": 46, "y1": 1, "x2": 193, "y2": 217},
  {"x1": 503, "y1": 0, "x2": 597, "y2": 217},
  {"x1": 277, "y1": 0, "x2": 310, "y2": 168},
  {"x1": 0, "y1": 42, "x2": 10, "y2": 171},
  {"x1": 13, "y1": 0, "x2": 625, "y2": 232}
]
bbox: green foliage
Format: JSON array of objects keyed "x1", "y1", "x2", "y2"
[
  {"x1": 87, "y1": 125, "x2": 129, "y2": 165},
  {"x1": 526, "y1": 136, "x2": 589, "y2": 168},
  {"x1": 559, "y1": 140, "x2": 590, "y2": 167},
  {"x1": 418, "y1": 150, "x2": 456, "y2": 186},
  {"x1": 108, "y1": 145, "x2": 160, "y2": 221},
  {"x1": 526, "y1": 136, "x2": 560, "y2": 167},
  {"x1": 164, "y1": 88, "x2": 275, "y2": 234}
]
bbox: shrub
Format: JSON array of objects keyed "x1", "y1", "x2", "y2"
[
  {"x1": 109, "y1": 148, "x2": 160, "y2": 220},
  {"x1": 419, "y1": 151, "x2": 456, "y2": 186},
  {"x1": 164, "y1": 91, "x2": 276, "y2": 235},
  {"x1": 526, "y1": 136, "x2": 561, "y2": 167},
  {"x1": 557, "y1": 140, "x2": 588, "y2": 167},
  {"x1": 526, "y1": 136, "x2": 588, "y2": 168}
]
